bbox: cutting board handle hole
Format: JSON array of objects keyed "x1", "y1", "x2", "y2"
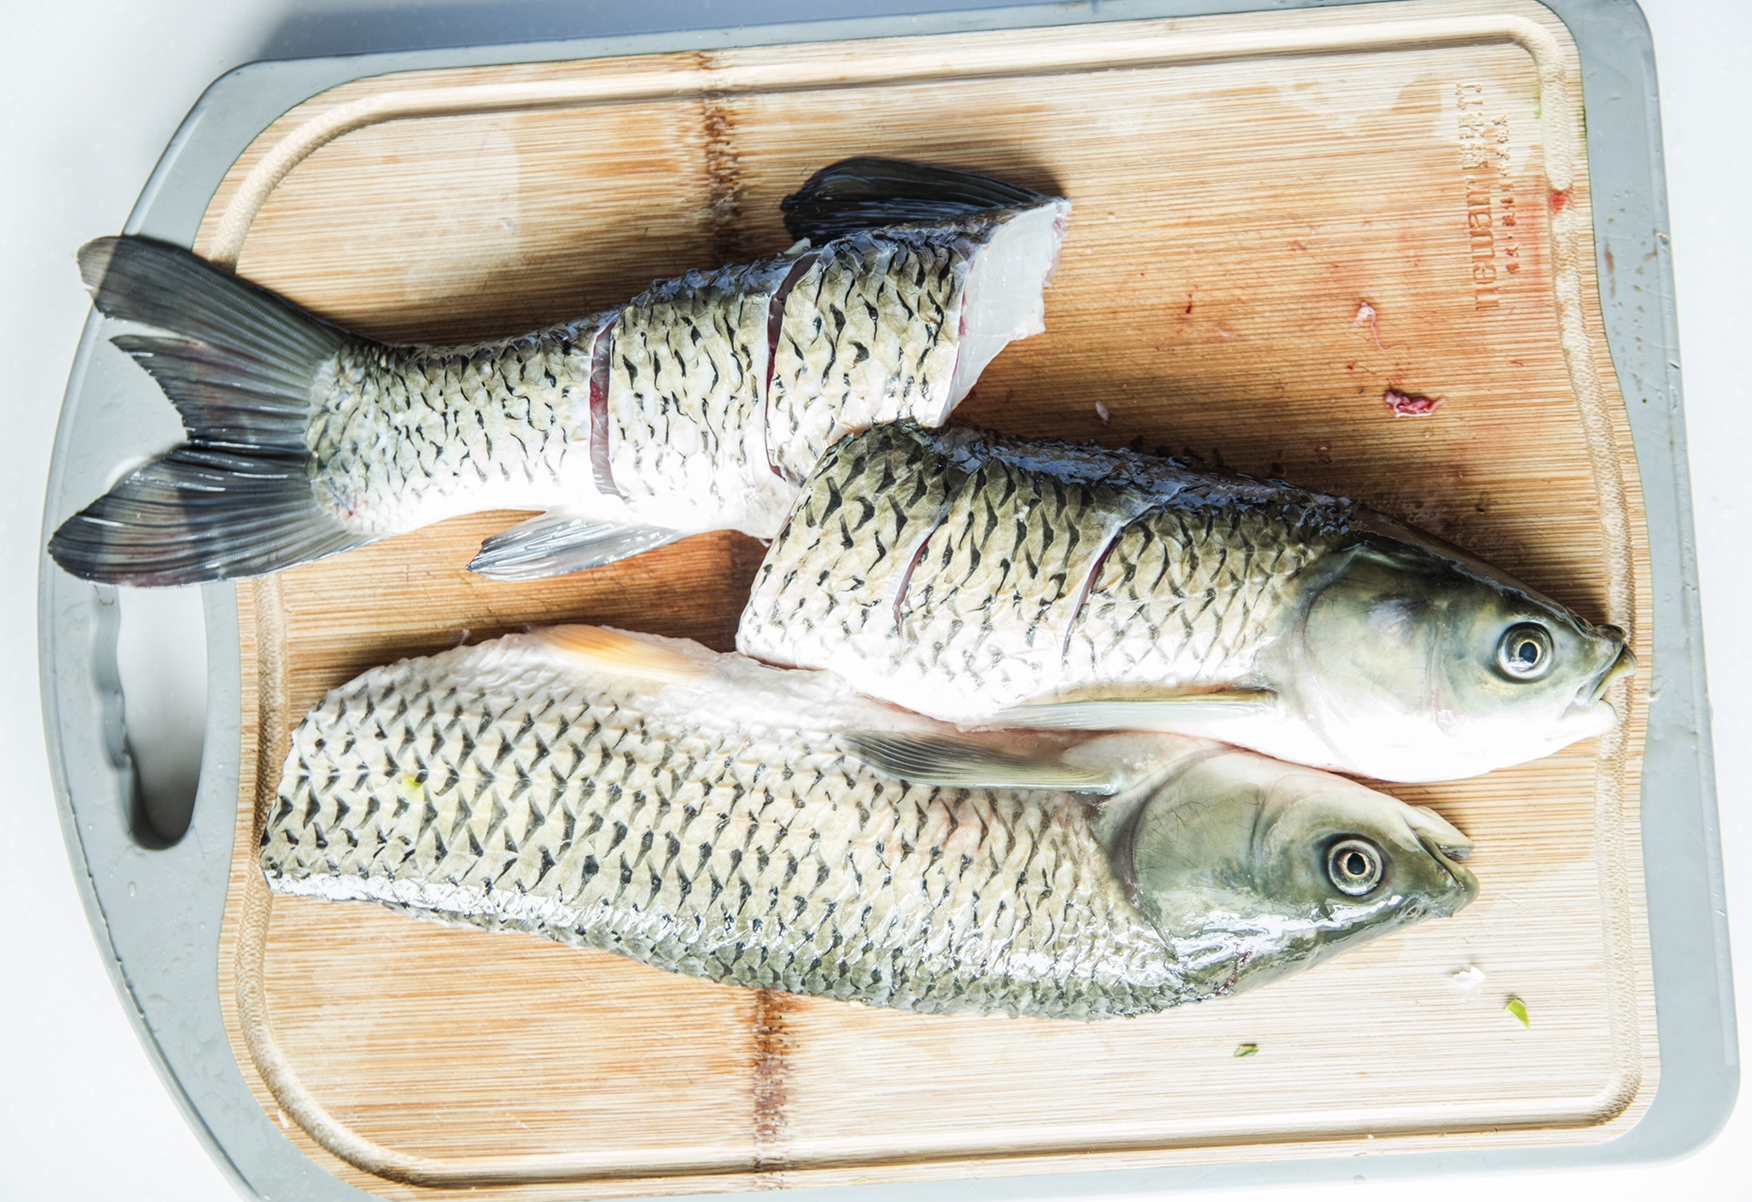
[{"x1": 114, "y1": 585, "x2": 207, "y2": 846}]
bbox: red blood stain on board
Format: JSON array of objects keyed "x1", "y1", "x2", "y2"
[
  {"x1": 1549, "y1": 188, "x2": 1571, "y2": 214},
  {"x1": 1385, "y1": 388, "x2": 1444, "y2": 417}
]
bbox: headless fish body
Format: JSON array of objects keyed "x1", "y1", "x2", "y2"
[
  {"x1": 261, "y1": 625, "x2": 1476, "y2": 1020},
  {"x1": 738, "y1": 423, "x2": 1635, "y2": 782},
  {"x1": 50, "y1": 160, "x2": 1069, "y2": 585}
]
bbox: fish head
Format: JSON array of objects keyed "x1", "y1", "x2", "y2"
[
  {"x1": 1122, "y1": 750, "x2": 1477, "y2": 997},
  {"x1": 1288, "y1": 532, "x2": 1633, "y2": 781}
]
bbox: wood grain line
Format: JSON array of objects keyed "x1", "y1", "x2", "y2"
[
  {"x1": 206, "y1": 10, "x2": 1567, "y2": 271},
  {"x1": 698, "y1": 51, "x2": 752, "y2": 265},
  {"x1": 752, "y1": 989, "x2": 796, "y2": 1182}
]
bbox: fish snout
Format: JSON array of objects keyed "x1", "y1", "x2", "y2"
[
  {"x1": 1416, "y1": 832, "x2": 1479, "y2": 916},
  {"x1": 1584, "y1": 638, "x2": 1638, "y2": 706},
  {"x1": 1404, "y1": 805, "x2": 1477, "y2": 916}
]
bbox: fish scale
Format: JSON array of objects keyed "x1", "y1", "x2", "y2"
[
  {"x1": 739, "y1": 423, "x2": 1358, "y2": 722},
  {"x1": 261, "y1": 635, "x2": 1195, "y2": 1020}
]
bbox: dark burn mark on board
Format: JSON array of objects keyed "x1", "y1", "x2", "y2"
[
  {"x1": 752, "y1": 988, "x2": 798, "y2": 1175},
  {"x1": 698, "y1": 54, "x2": 751, "y2": 264}
]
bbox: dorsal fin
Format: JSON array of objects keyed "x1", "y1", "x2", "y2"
[{"x1": 781, "y1": 157, "x2": 1056, "y2": 242}]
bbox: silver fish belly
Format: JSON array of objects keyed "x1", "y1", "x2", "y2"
[
  {"x1": 260, "y1": 628, "x2": 1477, "y2": 1018},
  {"x1": 737, "y1": 423, "x2": 1632, "y2": 783}
]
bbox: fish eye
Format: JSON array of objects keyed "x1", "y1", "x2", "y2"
[
  {"x1": 1326, "y1": 838, "x2": 1383, "y2": 896},
  {"x1": 1496, "y1": 623, "x2": 1554, "y2": 680}
]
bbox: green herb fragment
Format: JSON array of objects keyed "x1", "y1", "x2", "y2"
[
  {"x1": 1504, "y1": 996, "x2": 1530, "y2": 1028},
  {"x1": 1234, "y1": 1043, "x2": 1259, "y2": 1058}
]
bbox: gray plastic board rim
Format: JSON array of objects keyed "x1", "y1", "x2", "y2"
[{"x1": 36, "y1": 1, "x2": 1734, "y2": 1199}]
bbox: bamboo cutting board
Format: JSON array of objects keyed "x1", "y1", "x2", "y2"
[{"x1": 206, "y1": 1, "x2": 1656, "y2": 1196}]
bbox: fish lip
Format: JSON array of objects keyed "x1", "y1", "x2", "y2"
[{"x1": 1416, "y1": 833, "x2": 1480, "y2": 916}]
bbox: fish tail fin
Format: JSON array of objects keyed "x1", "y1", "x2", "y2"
[
  {"x1": 781, "y1": 157, "x2": 1058, "y2": 242},
  {"x1": 49, "y1": 236, "x2": 367, "y2": 586}
]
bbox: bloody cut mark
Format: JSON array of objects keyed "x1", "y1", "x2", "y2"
[
  {"x1": 762, "y1": 252, "x2": 820, "y2": 481},
  {"x1": 1548, "y1": 188, "x2": 1571, "y2": 214},
  {"x1": 1384, "y1": 388, "x2": 1444, "y2": 417},
  {"x1": 587, "y1": 324, "x2": 618, "y2": 496},
  {"x1": 891, "y1": 517, "x2": 944, "y2": 623},
  {"x1": 1062, "y1": 526, "x2": 1124, "y2": 657}
]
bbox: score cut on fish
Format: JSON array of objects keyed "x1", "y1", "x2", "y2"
[
  {"x1": 260, "y1": 624, "x2": 1476, "y2": 1021},
  {"x1": 48, "y1": 159, "x2": 1069, "y2": 586},
  {"x1": 737, "y1": 423, "x2": 1636, "y2": 783}
]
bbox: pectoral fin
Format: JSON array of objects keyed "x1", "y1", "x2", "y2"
[
  {"x1": 469, "y1": 513, "x2": 683, "y2": 580},
  {"x1": 992, "y1": 690, "x2": 1277, "y2": 732},
  {"x1": 534, "y1": 625, "x2": 711, "y2": 684},
  {"x1": 844, "y1": 733, "x2": 1121, "y2": 794}
]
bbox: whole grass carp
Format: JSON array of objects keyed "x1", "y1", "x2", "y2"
[
  {"x1": 50, "y1": 159, "x2": 1068, "y2": 586},
  {"x1": 737, "y1": 423, "x2": 1635, "y2": 782},
  {"x1": 260, "y1": 625, "x2": 1476, "y2": 1021}
]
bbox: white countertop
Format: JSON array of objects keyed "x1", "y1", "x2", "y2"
[{"x1": 2, "y1": 2, "x2": 1742, "y2": 1199}]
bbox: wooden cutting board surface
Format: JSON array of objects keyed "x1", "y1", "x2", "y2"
[{"x1": 205, "y1": 1, "x2": 1656, "y2": 1196}]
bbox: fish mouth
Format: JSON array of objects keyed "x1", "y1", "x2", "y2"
[
  {"x1": 1405, "y1": 806, "x2": 1479, "y2": 915},
  {"x1": 1416, "y1": 833, "x2": 1480, "y2": 915},
  {"x1": 1582, "y1": 639, "x2": 1638, "y2": 706}
]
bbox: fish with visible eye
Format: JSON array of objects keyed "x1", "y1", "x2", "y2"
[
  {"x1": 738, "y1": 422, "x2": 1635, "y2": 782},
  {"x1": 260, "y1": 625, "x2": 1477, "y2": 1019}
]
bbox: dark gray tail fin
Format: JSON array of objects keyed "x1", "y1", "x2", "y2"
[
  {"x1": 781, "y1": 157, "x2": 1058, "y2": 243},
  {"x1": 49, "y1": 236, "x2": 368, "y2": 586}
]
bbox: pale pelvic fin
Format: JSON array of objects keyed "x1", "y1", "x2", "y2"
[
  {"x1": 992, "y1": 690, "x2": 1278, "y2": 732},
  {"x1": 468, "y1": 512, "x2": 683, "y2": 580},
  {"x1": 844, "y1": 733, "x2": 1121, "y2": 794},
  {"x1": 533, "y1": 625, "x2": 711, "y2": 685}
]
